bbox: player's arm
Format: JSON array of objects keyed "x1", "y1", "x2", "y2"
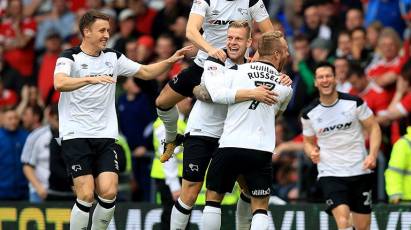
[
  {"x1": 303, "y1": 135, "x2": 320, "y2": 164},
  {"x1": 134, "y1": 46, "x2": 193, "y2": 80},
  {"x1": 250, "y1": 0, "x2": 274, "y2": 61},
  {"x1": 360, "y1": 115, "x2": 382, "y2": 169},
  {"x1": 54, "y1": 73, "x2": 116, "y2": 92}
]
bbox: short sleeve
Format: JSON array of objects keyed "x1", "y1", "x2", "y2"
[
  {"x1": 249, "y1": 0, "x2": 270, "y2": 23},
  {"x1": 54, "y1": 57, "x2": 73, "y2": 76},
  {"x1": 190, "y1": 0, "x2": 209, "y2": 17},
  {"x1": 280, "y1": 88, "x2": 293, "y2": 112},
  {"x1": 356, "y1": 101, "x2": 373, "y2": 120},
  {"x1": 21, "y1": 134, "x2": 36, "y2": 166},
  {"x1": 301, "y1": 116, "x2": 315, "y2": 136},
  {"x1": 116, "y1": 54, "x2": 141, "y2": 77}
]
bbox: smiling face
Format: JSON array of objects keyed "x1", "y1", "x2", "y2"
[
  {"x1": 315, "y1": 66, "x2": 337, "y2": 97},
  {"x1": 83, "y1": 19, "x2": 110, "y2": 51},
  {"x1": 226, "y1": 26, "x2": 251, "y2": 63}
]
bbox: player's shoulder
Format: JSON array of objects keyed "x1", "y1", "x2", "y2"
[
  {"x1": 103, "y1": 48, "x2": 122, "y2": 59},
  {"x1": 301, "y1": 98, "x2": 321, "y2": 119},
  {"x1": 206, "y1": 56, "x2": 225, "y2": 66},
  {"x1": 59, "y1": 46, "x2": 81, "y2": 61},
  {"x1": 338, "y1": 92, "x2": 364, "y2": 107}
]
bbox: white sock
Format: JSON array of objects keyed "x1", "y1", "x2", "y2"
[
  {"x1": 202, "y1": 205, "x2": 221, "y2": 230},
  {"x1": 70, "y1": 199, "x2": 92, "y2": 230},
  {"x1": 157, "y1": 106, "x2": 179, "y2": 143},
  {"x1": 91, "y1": 196, "x2": 116, "y2": 230},
  {"x1": 236, "y1": 193, "x2": 252, "y2": 230},
  {"x1": 170, "y1": 198, "x2": 192, "y2": 230},
  {"x1": 250, "y1": 212, "x2": 269, "y2": 230}
]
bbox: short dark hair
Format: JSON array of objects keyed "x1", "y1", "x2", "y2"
[
  {"x1": 348, "y1": 62, "x2": 365, "y2": 79},
  {"x1": 79, "y1": 10, "x2": 110, "y2": 36},
  {"x1": 293, "y1": 33, "x2": 309, "y2": 44},
  {"x1": 350, "y1": 26, "x2": 366, "y2": 37},
  {"x1": 401, "y1": 59, "x2": 411, "y2": 83},
  {"x1": 315, "y1": 61, "x2": 335, "y2": 76},
  {"x1": 26, "y1": 105, "x2": 44, "y2": 122}
]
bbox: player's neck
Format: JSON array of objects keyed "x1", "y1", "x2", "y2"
[
  {"x1": 257, "y1": 57, "x2": 278, "y2": 69},
  {"x1": 80, "y1": 42, "x2": 101, "y2": 57},
  {"x1": 319, "y1": 91, "x2": 339, "y2": 106}
]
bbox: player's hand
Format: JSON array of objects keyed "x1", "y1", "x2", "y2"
[
  {"x1": 279, "y1": 73, "x2": 292, "y2": 86},
  {"x1": 167, "y1": 45, "x2": 194, "y2": 64},
  {"x1": 36, "y1": 186, "x2": 48, "y2": 200},
  {"x1": 310, "y1": 146, "x2": 320, "y2": 164},
  {"x1": 171, "y1": 190, "x2": 181, "y2": 201},
  {"x1": 252, "y1": 85, "x2": 278, "y2": 105},
  {"x1": 88, "y1": 76, "x2": 116, "y2": 84},
  {"x1": 208, "y1": 47, "x2": 227, "y2": 63},
  {"x1": 363, "y1": 155, "x2": 377, "y2": 170}
]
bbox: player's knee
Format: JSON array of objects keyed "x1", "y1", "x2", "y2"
[
  {"x1": 155, "y1": 96, "x2": 166, "y2": 109},
  {"x1": 354, "y1": 218, "x2": 370, "y2": 230},
  {"x1": 335, "y1": 215, "x2": 351, "y2": 228},
  {"x1": 76, "y1": 190, "x2": 94, "y2": 203},
  {"x1": 98, "y1": 186, "x2": 117, "y2": 200}
]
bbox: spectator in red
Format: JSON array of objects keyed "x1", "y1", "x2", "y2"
[
  {"x1": 348, "y1": 63, "x2": 390, "y2": 115},
  {"x1": 37, "y1": 31, "x2": 61, "y2": 105},
  {"x1": 136, "y1": 35, "x2": 155, "y2": 64},
  {"x1": 0, "y1": 0, "x2": 36, "y2": 91},
  {"x1": 366, "y1": 28, "x2": 410, "y2": 99},
  {"x1": 0, "y1": 78, "x2": 18, "y2": 108},
  {"x1": 128, "y1": 0, "x2": 157, "y2": 35},
  {"x1": 153, "y1": 34, "x2": 181, "y2": 82}
]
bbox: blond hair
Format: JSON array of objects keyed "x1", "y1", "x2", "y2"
[
  {"x1": 257, "y1": 31, "x2": 284, "y2": 56},
  {"x1": 228, "y1": 21, "x2": 251, "y2": 39}
]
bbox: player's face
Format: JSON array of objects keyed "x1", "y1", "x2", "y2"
[
  {"x1": 315, "y1": 67, "x2": 336, "y2": 96},
  {"x1": 277, "y1": 37, "x2": 290, "y2": 71},
  {"x1": 226, "y1": 27, "x2": 251, "y2": 62},
  {"x1": 85, "y1": 19, "x2": 110, "y2": 50}
]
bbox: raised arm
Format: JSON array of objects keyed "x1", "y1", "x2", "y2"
[{"x1": 360, "y1": 115, "x2": 381, "y2": 169}]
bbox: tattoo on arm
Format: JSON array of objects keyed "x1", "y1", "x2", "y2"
[{"x1": 193, "y1": 84, "x2": 212, "y2": 102}]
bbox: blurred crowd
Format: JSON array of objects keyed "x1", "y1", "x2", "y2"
[{"x1": 0, "y1": 0, "x2": 411, "y2": 205}]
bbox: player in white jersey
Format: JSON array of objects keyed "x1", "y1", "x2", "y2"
[
  {"x1": 155, "y1": 0, "x2": 274, "y2": 162},
  {"x1": 53, "y1": 10, "x2": 191, "y2": 230},
  {"x1": 201, "y1": 31, "x2": 292, "y2": 230},
  {"x1": 170, "y1": 21, "x2": 281, "y2": 230},
  {"x1": 301, "y1": 62, "x2": 382, "y2": 230}
]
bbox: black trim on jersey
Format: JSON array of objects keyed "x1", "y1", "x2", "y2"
[
  {"x1": 249, "y1": 0, "x2": 259, "y2": 7},
  {"x1": 257, "y1": 61, "x2": 275, "y2": 68},
  {"x1": 204, "y1": 0, "x2": 210, "y2": 5},
  {"x1": 301, "y1": 99, "x2": 320, "y2": 119},
  {"x1": 103, "y1": 48, "x2": 122, "y2": 59},
  {"x1": 205, "y1": 201, "x2": 221, "y2": 208},
  {"x1": 338, "y1": 92, "x2": 364, "y2": 107},
  {"x1": 59, "y1": 47, "x2": 81, "y2": 61},
  {"x1": 206, "y1": 56, "x2": 225, "y2": 66},
  {"x1": 253, "y1": 209, "x2": 268, "y2": 215},
  {"x1": 230, "y1": 64, "x2": 238, "y2": 70}
]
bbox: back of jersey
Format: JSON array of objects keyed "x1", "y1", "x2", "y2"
[{"x1": 219, "y1": 62, "x2": 292, "y2": 152}]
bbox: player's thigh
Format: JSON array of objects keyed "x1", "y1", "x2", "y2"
[
  {"x1": 166, "y1": 62, "x2": 204, "y2": 99},
  {"x1": 72, "y1": 174, "x2": 95, "y2": 202},
  {"x1": 236, "y1": 175, "x2": 250, "y2": 195},
  {"x1": 61, "y1": 138, "x2": 94, "y2": 179},
  {"x1": 318, "y1": 176, "x2": 350, "y2": 215},
  {"x1": 243, "y1": 150, "x2": 273, "y2": 198},
  {"x1": 92, "y1": 138, "x2": 120, "y2": 176},
  {"x1": 206, "y1": 148, "x2": 239, "y2": 195},
  {"x1": 95, "y1": 172, "x2": 118, "y2": 199},
  {"x1": 156, "y1": 84, "x2": 187, "y2": 109},
  {"x1": 182, "y1": 135, "x2": 218, "y2": 182},
  {"x1": 180, "y1": 179, "x2": 204, "y2": 206},
  {"x1": 250, "y1": 196, "x2": 270, "y2": 213},
  {"x1": 348, "y1": 174, "x2": 373, "y2": 214},
  {"x1": 351, "y1": 212, "x2": 371, "y2": 230}
]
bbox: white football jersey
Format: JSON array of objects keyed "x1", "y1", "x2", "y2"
[
  {"x1": 301, "y1": 92, "x2": 374, "y2": 178},
  {"x1": 185, "y1": 57, "x2": 237, "y2": 138},
  {"x1": 190, "y1": 0, "x2": 269, "y2": 67},
  {"x1": 54, "y1": 47, "x2": 141, "y2": 140},
  {"x1": 205, "y1": 61, "x2": 292, "y2": 152}
]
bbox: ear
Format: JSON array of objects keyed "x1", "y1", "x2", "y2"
[
  {"x1": 246, "y1": 38, "x2": 252, "y2": 48},
  {"x1": 83, "y1": 27, "x2": 91, "y2": 37}
]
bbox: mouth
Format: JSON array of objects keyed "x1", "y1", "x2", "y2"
[{"x1": 227, "y1": 47, "x2": 240, "y2": 55}]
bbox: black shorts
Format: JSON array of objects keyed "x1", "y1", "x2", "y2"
[
  {"x1": 206, "y1": 147, "x2": 273, "y2": 197},
  {"x1": 318, "y1": 174, "x2": 373, "y2": 214},
  {"x1": 168, "y1": 62, "x2": 204, "y2": 97},
  {"x1": 182, "y1": 134, "x2": 219, "y2": 182},
  {"x1": 61, "y1": 138, "x2": 119, "y2": 178}
]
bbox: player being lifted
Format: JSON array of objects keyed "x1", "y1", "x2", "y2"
[
  {"x1": 170, "y1": 21, "x2": 289, "y2": 230},
  {"x1": 197, "y1": 31, "x2": 292, "y2": 230},
  {"x1": 156, "y1": 0, "x2": 274, "y2": 162}
]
